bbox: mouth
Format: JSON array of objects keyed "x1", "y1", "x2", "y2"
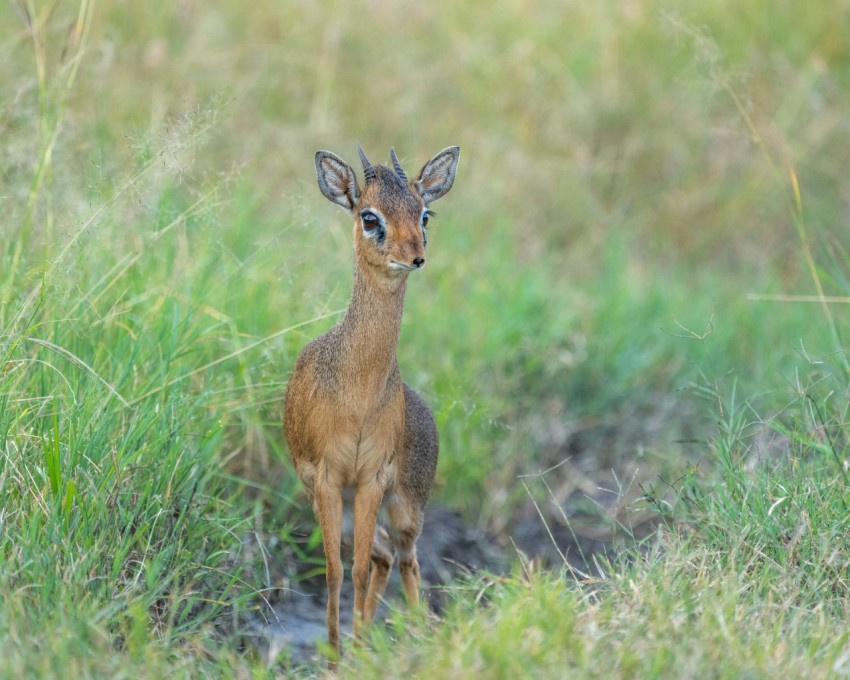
[{"x1": 388, "y1": 261, "x2": 418, "y2": 272}]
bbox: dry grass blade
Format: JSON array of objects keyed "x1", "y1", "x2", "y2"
[
  {"x1": 27, "y1": 337, "x2": 129, "y2": 407},
  {"x1": 125, "y1": 309, "x2": 343, "y2": 407}
]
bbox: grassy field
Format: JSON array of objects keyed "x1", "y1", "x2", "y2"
[{"x1": 2, "y1": 0, "x2": 849, "y2": 676}]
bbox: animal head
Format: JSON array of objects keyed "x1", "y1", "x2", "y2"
[{"x1": 314, "y1": 144, "x2": 460, "y2": 275}]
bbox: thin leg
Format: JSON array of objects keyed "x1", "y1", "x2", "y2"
[
  {"x1": 386, "y1": 501, "x2": 425, "y2": 608},
  {"x1": 364, "y1": 526, "x2": 395, "y2": 623},
  {"x1": 351, "y1": 482, "x2": 384, "y2": 640},
  {"x1": 397, "y1": 537, "x2": 422, "y2": 606},
  {"x1": 313, "y1": 476, "x2": 344, "y2": 661}
]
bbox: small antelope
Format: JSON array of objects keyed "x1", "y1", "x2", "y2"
[{"x1": 284, "y1": 143, "x2": 460, "y2": 659}]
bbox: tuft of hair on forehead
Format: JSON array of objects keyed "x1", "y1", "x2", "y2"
[
  {"x1": 363, "y1": 165, "x2": 423, "y2": 217},
  {"x1": 374, "y1": 164, "x2": 409, "y2": 190}
]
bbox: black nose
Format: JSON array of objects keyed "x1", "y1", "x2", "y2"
[{"x1": 412, "y1": 257, "x2": 425, "y2": 269}]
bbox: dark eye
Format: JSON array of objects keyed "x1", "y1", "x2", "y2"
[
  {"x1": 361, "y1": 211, "x2": 379, "y2": 229},
  {"x1": 422, "y1": 209, "x2": 435, "y2": 228}
]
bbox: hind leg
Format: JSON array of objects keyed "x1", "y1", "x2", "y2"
[
  {"x1": 385, "y1": 497, "x2": 425, "y2": 607},
  {"x1": 363, "y1": 525, "x2": 395, "y2": 623},
  {"x1": 396, "y1": 532, "x2": 423, "y2": 606}
]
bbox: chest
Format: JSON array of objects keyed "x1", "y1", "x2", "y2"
[{"x1": 311, "y1": 381, "x2": 405, "y2": 480}]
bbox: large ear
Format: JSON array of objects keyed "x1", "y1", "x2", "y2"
[
  {"x1": 415, "y1": 146, "x2": 460, "y2": 204},
  {"x1": 315, "y1": 151, "x2": 360, "y2": 211}
]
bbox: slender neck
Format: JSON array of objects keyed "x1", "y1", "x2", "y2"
[{"x1": 338, "y1": 264, "x2": 408, "y2": 379}]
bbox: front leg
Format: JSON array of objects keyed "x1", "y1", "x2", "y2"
[
  {"x1": 351, "y1": 479, "x2": 385, "y2": 640},
  {"x1": 313, "y1": 472, "x2": 344, "y2": 663},
  {"x1": 364, "y1": 526, "x2": 395, "y2": 623}
]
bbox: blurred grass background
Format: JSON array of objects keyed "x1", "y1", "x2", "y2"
[{"x1": 2, "y1": 0, "x2": 849, "y2": 675}]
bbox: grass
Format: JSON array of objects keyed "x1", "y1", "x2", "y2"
[
  {"x1": 2, "y1": 0, "x2": 850, "y2": 676},
  {"x1": 343, "y1": 358, "x2": 850, "y2": 678}
]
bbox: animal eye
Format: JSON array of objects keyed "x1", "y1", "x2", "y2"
[
  {"x1": 361, "y1": 212, "x2": 379, "y2": 229},
  {"x1": 421, "y1": 210, "x2": 435, "y2": 228}
]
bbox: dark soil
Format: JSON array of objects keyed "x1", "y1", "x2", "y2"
[
  {"x1": 243, "y1": 505, "x2": 509, "y2": 666},
  {"x1": 243, "y1": 494, "x2": 650, "y2": 666}
]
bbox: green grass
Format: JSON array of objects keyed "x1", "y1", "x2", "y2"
[
  {"x1": 344, "y1": 356, "x2": 850, "y2": 678},
  {"x1": 2, "y1": 0, "x2": 850, "y2": 676},
  {"x1": 347, "y1": 539, "x2": 850, "y2": 679}
]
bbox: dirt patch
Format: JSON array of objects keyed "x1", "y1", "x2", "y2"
[
  {"x1": 243, "y1": 502, "x2": 656, "y2": 666},
  {"x1": 241, "y1": 398, "x2": 694, "y2": 666},
  {"x1": 506, "y1": 396, "x2": 699, "y2": 573},
  {"x1": 243, "y1": 505, "x2": 509, "y2": 666}
]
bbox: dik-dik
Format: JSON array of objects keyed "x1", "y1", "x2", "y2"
[{"x1": 284, "y1": 144, "x2": 460, "y2": 659}]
